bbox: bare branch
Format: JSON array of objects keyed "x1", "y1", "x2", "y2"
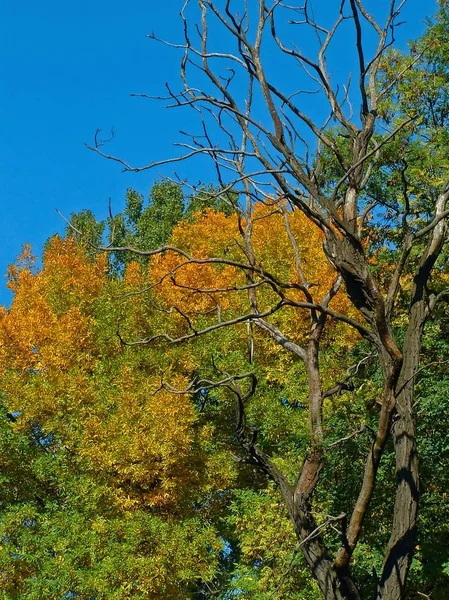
[
  {"x1": 327, "y1": 425, "x2": 366, "y2": 448},
  {"x1": 117, "y1": 301, "x2": 286, "y2": 346}
]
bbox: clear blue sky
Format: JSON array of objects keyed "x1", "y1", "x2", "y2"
[{"x1": 0, "y1": 0, "x2": 436, "y2": 304}]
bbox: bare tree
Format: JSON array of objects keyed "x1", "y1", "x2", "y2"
[{"x1": 86, "y1": 2, "x2": 449, "y2": 599}]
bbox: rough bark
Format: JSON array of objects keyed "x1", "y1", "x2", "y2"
[
  {"x1": 376, "y1": 301, "x2": 424, "y2": 599},
  {"x1": 377, "y1": 408, "x2": 418, "y2": 600},
  {"x1": 292, "y1": 508, "x2": 347, "y2": 600},
  {"x1": 288, "y1": 448, "x2": 359, "y2": 600}
]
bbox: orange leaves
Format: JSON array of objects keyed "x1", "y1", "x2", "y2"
[
  {"x1": 0, "y1": 239, "x2": 106, "y2": 437},
  {"x1": 39, "y1": 306, "x2": 96, "y2": 372},
  {"x1": 0, "y1": 234, "x2": 227, "y2": 513},
  {"x1": 150, "y1": 209, "x2": 244, "y2": 318},
  {"x1": 42, "y1": 236, "x2": 108, "y2": 313},
  {"x1": 1, "y1": 267, "x2": 55, "y2": 372},
  {"x1": 249, "y1": 204, "x2": 335, "y2": 304},
  {"x1": 6, "y1": 243, "x2": 37, "y2": 292},
  {"x1": 153, "y1": 254, "x2": 240, "y2": 316},
  {"x1": 0, "y1": 237, "x2": 105, "y2": 374},
  {"x1": 0, "y1": 203, "x2": 361, "y2": 518},
  {"x1": 148, "y1": 203, "x2": 356, "y2": 348},
  {"x1": 170, "y1": 209, "x2": 240, "y2": 258}
]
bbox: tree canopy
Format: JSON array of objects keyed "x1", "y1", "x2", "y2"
[{"x1": 1, "y1": 2, "x2": 449, "y2": 600}]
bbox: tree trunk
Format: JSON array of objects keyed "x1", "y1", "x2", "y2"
[
  {"x1": 377, "y1": 410, "x2": 418, "y2": 600},
  {"x1": 377, "y1": 304, "x2": 423, "y2": 600},
  {"x1": 287, "y1": 451, "x2": 361, "y2": 600},
  {"x1": 293, "y1": 510, "x2": 347, "y2": 600}
]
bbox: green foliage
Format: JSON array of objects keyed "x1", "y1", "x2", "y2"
[
  {"x1": 2, "y1": 7, "x2": 449, "y2": 599},
  {"x1": 65, "y1": 209, "x2": 105, "y2": 252},
  {"x1": 222, "y1": 486, "x2": 321, "y2": 599},
  {"x1": 107, "y1": 182, "x2": 184, "y2": 272},
  {"x1": 67, "y1": 181, "x2": 239, "y2": 276},
  {"x1": 0, "y1": 444, "x2": 220, "y2": 599},
  {"x1": 3, "y1": 187, "x2": 449, "y2": 598}
]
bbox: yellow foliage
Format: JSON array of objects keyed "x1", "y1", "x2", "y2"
[
  {"x1": 0, "y1": 238, "x2": 104, "y2": 373},
  {"x1": 0, "y1": 208, "x2": 362, "y2": 513},
  {"x1": 0, "y1": 236, "x2": 235, "y2": 512},
  {"x1": 149, "y1": 204, "x2": 359, "y2": 348},
  {"x1": 79, "y1": 370, "x2": 201, "y2": 509}
]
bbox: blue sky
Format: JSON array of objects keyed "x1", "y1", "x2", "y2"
[{"x1": 0, "y1": 0, "x2": 437, "y2": 304}]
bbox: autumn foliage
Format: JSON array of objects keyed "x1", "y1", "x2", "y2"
[
  {"x1": 149, "y1": 204, "x2": 358, "y2": 345},
  {"x1": 0, "y1": 203, "x2": 358, "y2": 597},
  {"x1": 0, "y1": 191, "x2": 447, "y2": 598}
]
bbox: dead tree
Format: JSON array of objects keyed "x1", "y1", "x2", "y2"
[{"x1": 86, "y1": 2, "x2": 449, "y2": 599}]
